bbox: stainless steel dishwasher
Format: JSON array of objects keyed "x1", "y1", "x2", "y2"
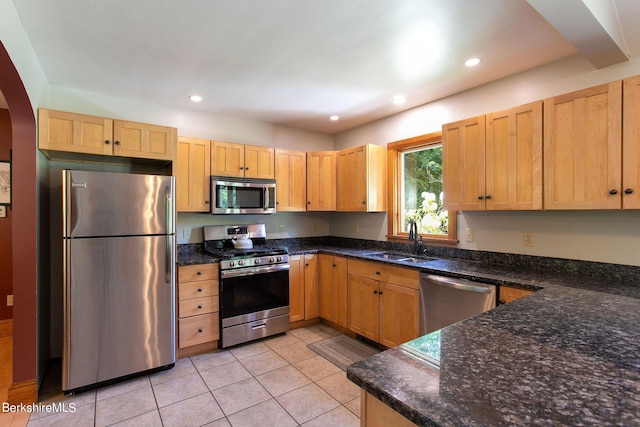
[{"x1": 419, "y1": 274, "x2": 496, "y2": 334}]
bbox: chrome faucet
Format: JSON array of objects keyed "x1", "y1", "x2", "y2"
[{"x1": 408, "y1": 221, "x2": 425, "y2": 255}]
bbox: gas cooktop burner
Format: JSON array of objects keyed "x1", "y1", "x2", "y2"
[{"x1": 203, "y1": 246, "x2": 288, "y2": 259}]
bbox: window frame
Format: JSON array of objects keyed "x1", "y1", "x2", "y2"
[{"x1": 386, "y1": 132, "x2": 457, "y2": 245}]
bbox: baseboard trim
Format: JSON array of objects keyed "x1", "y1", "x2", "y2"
[{"x1": 7, "y1": 379, "x2": 38, "y2": 405}]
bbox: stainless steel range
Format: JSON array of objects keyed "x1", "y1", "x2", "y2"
[{"x1": 203, "y1": 224, "x2": 290, "y2": 348}]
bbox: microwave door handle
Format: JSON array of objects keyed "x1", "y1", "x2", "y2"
[{"x1": 264, "y1": 187, "x2": 269, "y2": 211}]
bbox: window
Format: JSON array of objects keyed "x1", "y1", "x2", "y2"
[{"x1": 387, "y1": 132, "x2": 457, "y2": 244}]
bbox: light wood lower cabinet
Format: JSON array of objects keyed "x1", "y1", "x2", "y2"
[
  {"x1": 347, "y1": 259, "x2": 419, "y2": 348},
  {"x1": 499, "y1": 286, "x2": 534, "y2": 304},
  {"x1": 318, "y1": 254, "x2": 348, "y2": 327},
  {"x1": 178, "y1": 264, "x2": 219, "y2": 351},
  {"x1": 361, "y1": 390, "x2": 417, "y2": 427},
  {"x1": 289, "y1": 254, "x2": 319, "y2": 322}
]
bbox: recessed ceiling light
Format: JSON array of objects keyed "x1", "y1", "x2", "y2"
[
  {"x1": 392, "y1": 95, "x2": 406, "y2": 105},
  {"x1": 189, "y1": 95, "x2": 203, "y2": 102},
  {"x1": 465, "y1": 57, "x2": 482, "y2": 67},
  {"x1": 330, "y1": 115, "x2": 340, "y2": 121}
]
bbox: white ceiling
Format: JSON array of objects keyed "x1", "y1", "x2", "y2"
[{"x1": 8, "y1": 0, "x2": 640, "y2": 134}]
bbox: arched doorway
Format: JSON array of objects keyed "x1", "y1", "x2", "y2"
[{"x1": 0, "y1": 40, "x2": 38, "y2": 404}]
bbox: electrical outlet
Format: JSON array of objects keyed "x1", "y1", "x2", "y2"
[
  {"x1": 354, "y1": 223, "x2": 359, "y2": 233},
  {"x1": 312, "y1": 223, "x2": 317, "y2": 232},
  {"x1": 279, "y1": 224, "x2": 285, "y2": 232},
  {"x1": 182, "y1": 228, "x2": 191, "y2": 240},
  {"x1": 523, "y1": 232, "x2": 534, "y2": 247},
  {"x1": 465, "y1": 228, "x2": 474, "y2": 242},
  {"x1": 7, "y1": 295, "x2": 13, "y2": 307}
]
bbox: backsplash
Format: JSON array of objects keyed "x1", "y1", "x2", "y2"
[{"x1": 179, "y1": 236, "x2": 640, "y2": 283}]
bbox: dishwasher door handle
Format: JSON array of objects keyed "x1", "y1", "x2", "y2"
[{"x1": 424, "y1": 275, "x2": 492, "y2": 294}]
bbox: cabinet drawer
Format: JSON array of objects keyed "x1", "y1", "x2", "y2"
[
  {"x1": 179, "y1": 296, "x2": 218, "y2": 318},
  {"x1": 179, "y1": 313, "x2": 219, "y2": 348},
  {"x1": 348, "y1": 259, "x2": 419, "y2": 289},
  {"x1": 178, "y1": 279, "x2": 218, "y2": 300},
  {"x1": 178, "y1": 264, "x2": 218, "y2": 282}
]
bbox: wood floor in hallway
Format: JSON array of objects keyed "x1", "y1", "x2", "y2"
[{"x1": 0, "y1": 320, "x2": 29, "y2": 427}]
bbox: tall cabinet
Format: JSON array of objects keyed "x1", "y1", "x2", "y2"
[
  {"x1": 306, "y1": 151, "x2": 337, "y2": 211},
  {"x1": 176, "y1": 136, "x2": 211, "y2": 212},
  {"x1": 275, "y1": 149, "x2": 307, "y2": 211}
]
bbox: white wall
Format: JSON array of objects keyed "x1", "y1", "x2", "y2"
[{"x1": 333, "y1": 55, "x2": 640, "y2": 266}]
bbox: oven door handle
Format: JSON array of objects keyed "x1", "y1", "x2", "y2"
[{"x1": 221, "y1": 263, "x2": 290, "y2": 279}]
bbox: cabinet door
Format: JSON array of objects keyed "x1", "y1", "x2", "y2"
[
  {"x1": 288, "y1": 255, "x2": 305, "y2": 322},
  {"x1": 347, "y1": 274, "x2": 379, "y2": 342},
  {"x1": 113, "y1": 120, "x2": 176, "y2": 161},
  {"x1": 211, "y1": 141, "x2": 245, "y2": 177},
  {"x1": 245, "y1": 145, "x2": 275, "y2": 179},
  {"x1": 499, "y1": 287, "x2": 534, "y2": 304},
  {"x1": 443, "y1": 116, "x2": 486, "y2": 210},
  {"x1": 379, "y1": 282, "x2": 419, "y2": 348},
  {"x1": 177, "y1": 136, "x2": 211, "y2": 212},
  {"x1": 337, "y1": 146, "x2": 367, "y2": 211},
  {"x1": 486, "y1": 102, "x2": 543, "y2": 210},
  {"x1": 275, "y1": 149, "x2": 306, "y2": 211},
  {"x1": 38, "y1": 109, "x2": 113, "y2": 156},
  {"x1": 318, "y1": 255, "x2": 336, "y2": 322},
  {"x1": 334, "y1": 256, "x2": 348, "y2": 328},
  {"x1": 307, "y1": 151, "x2": 336, "y2": 211},
  {"x1": 623, "y1": 76, "x2": 640, "y2": 209},
  {"x1": 304, "y1": 254, "x2": 319, "y2": 320},
  {"x1": 544, "y1": 81, "x2": 622, "y2": 209}
]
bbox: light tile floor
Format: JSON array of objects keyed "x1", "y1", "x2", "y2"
[{"x1": 25, "y1": 324, "x2": 361, "y2": 427}]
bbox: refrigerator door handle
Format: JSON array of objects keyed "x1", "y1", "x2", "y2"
[
  {"x1": 166, "y1": 235, "x2": 175, "y2": 284},
  {"x1": 165, "y1": 185, "x2": 174, "y2": 233}
]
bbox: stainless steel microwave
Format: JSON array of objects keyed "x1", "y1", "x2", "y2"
[{"x1": 210, "y1": 176, "x2": 276, "y2": 214}]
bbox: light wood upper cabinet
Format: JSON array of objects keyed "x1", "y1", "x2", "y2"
[
  {"x1": 544, "y1": 81, "x2": 622, "y2": 209},
  {"x1": 307, "y1": 151, "x2": 337, "y2": 211},
  {"x1": 623, "y1": 76, "x2": 640, "y2": 209},
  {"x1": 112, "y1": 120, "x2": 176, "y2": 161},
  {"x1": 337, "y1": 144, "x2": 386, "y2": 212},
  {"x1": 177, "y1": 136, "x2": 211, "y2": 212},
  {"x1": 38, "y1": 109, "x2": 176, "y2": 162},
  {"x1": 318, "y1": 254, "x2": 348, "y2": 327},
  {"x1": 211, "y1": 141, "x2": 275, "y2": 179},
  {"x1": 275, "y1": 149, "x2": 306, "y2": 211},
  {"x1": 442, "y1": 116, "x2": 486, "y2": 211},
  {"x1": 485, "y1": 102, "x2": 543, "y2": 210},
  {"x1": 39, "y1": 109, "x2": 114, "y2": 156}
]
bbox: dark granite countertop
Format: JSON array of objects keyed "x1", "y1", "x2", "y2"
[{"x1": 178, "y1": 241, "x2": 640, "y2": 425}]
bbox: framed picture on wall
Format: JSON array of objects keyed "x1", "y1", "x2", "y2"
[{"x1": 0, "y1": 160, "x2": 10, "y2": 206}]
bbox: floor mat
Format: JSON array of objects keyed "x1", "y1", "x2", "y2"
[{"x1": 307, "y1": 334, "x2": 380, "y2": 371}]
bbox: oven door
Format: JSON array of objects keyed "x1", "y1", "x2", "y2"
[{"x1": 220, "y1": 264, "x2": 290, "y2": 327}]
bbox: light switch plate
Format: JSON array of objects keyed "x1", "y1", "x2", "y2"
[{"x1": 0, "y1": 206, "x2": 6, "y2": 217}]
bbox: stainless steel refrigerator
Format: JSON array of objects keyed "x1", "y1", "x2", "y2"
[{"x1": 62, "y1": 170, "x2": 176, "y2": 393}]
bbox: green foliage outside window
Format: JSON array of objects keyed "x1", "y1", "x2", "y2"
[{"x1": 402, "y1": 146, "x2": 448, "y2": 235}]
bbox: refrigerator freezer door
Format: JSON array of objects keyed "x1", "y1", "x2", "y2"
[
  {"x1": 63, "y1": 235, "x2": 176, "y2": 391},
  {"x1": 63, "y1": 170, "x2": 175, "y2": 237}
]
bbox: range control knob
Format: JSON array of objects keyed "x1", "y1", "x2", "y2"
[
  {"x1": 276, "y1": 256, "x2": 283, "y2": 262},
  {"x1": 269, "y1": 257, "x2": 275, "y2": 263},
  {"x1": 238, "y1": 260, "x2": 244, "y2": 266},
  {"x1": 229, "y1": 261, "x2": 235, "y2": 267},
  {"x1": 254, "y1": 258, "x2": 261, "y2": 265}
]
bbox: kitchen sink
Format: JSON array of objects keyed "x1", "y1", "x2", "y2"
[{"x1": 367, "y1": 252, "x2": 436, "y2": 265}]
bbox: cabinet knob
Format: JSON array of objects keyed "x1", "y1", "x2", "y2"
[
  {"x1": 307, "y1": 201, "x2": 311, "y2": 204},
  {"x1": 114, "y1": 140, "x2": 120, "y2": 145},
  {"x1": 362, "y1": 201, "x2": 366, "y2": 204},
  {"x1": 198, "y1": 328, "x2": 203, "y2": 333},
  {"x1": 105, "y1": 140, "x2": 111, "y2": 145},
  {"x1": 205, "y1": 201, "x2": 210, "y2": 204},
  {"x1": 625, "y1": 188, "x2": 634, "y2": 194},
  {"x1": 375, "y1": 271, "x2": 380, "y2": 275},
  {"x1": 305, "y1": 263, "x2": 309, "y2": 266},
  {"x1": 609, "y1": 189, "x2": 618, "y2": 195},
  {"x1": 245, "y1": 167, "x2": 249, "y2": 170},
  {"x1": 478, "y1": 195, "x2": 484, "y2": 200},
  {"x1": 498, "y1": 299, "x2": 506, "y2": 305},
  {"x1": 332, "y1": 264, "x2": 336, "y2": 267},
  {"x1": 197, "y1": 271, "x2": 202, "y2": 275},
  {"x1": 373, "y1": 290, "x2": 378, "y2": 294},
  {"x1": 197, "y1": 288, "x2": 203, "y2": 292},
  {"x1": 198, "y1": 305, "x2": 203, "y2": 309},
  {"x1": 379, "y1": 291, "x2": 383, "y2": 295},
  {"x1": 240, "y1": 166, "x2": 244, "y2": 170},
  {"x1": 485, "y1": 195, "x2": 492, "y2": 200}
]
